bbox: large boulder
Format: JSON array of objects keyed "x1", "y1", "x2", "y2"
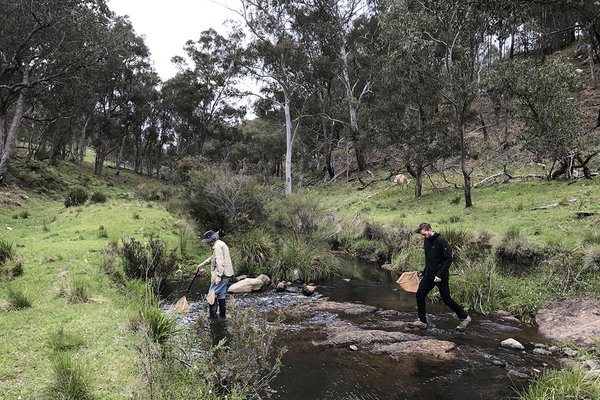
[
  {"x1": 536, "y1": 297, "x2": 600, "y2": 346},
  {"x1": 228, "y1": 277, "x2": 265, "y2": 294}
]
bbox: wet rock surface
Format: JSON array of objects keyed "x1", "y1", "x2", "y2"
[{"x1": 536, "y1": 297, "x2": 600, "y2": 346}]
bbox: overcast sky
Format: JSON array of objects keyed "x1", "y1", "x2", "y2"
[{"x1": 107, "y1": 0, "x2": 242, "y2": 80}]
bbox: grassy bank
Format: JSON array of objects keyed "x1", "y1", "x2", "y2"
[{"x1": 0, "y1": 167, "x2": 203, "y2": 398}]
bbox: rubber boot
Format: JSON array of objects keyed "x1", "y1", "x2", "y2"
[
  {"x1": 218, "y1": 298, "x2": 226, "y2": 318},
  {"x1": 209, "y1": 302, "x2": 218, "y2": 319}
]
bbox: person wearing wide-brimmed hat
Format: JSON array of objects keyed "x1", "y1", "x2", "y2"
[
  {"x1": 411, "y1": 222, "x2": 471, "y2": 331},
  {"x1": 196, "y1": 230, "x2": 234, "y2": 318}
]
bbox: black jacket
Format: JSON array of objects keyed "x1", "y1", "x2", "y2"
[{"x1": 422, "y1": 232, "x2": 453, "y2": 279}]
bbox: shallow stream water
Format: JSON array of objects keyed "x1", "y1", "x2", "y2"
[{"x1": 165, "y1": 260, "x2": 559, "y2": 400}]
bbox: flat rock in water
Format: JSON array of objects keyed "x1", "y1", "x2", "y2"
[
  {"x1": 372, "y1": 339, "x2": 456, "y2": 360},
  {"x1": 316, "y1": 323, "x2": 421, "y2": 347},
  {"x1": 536, "y1": 298, "x2": 600, "y2": 346}
]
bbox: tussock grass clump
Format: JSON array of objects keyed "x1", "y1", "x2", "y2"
[
  {"x1": 495, "y1": 226, "x2": 542, "y2": 275},
  {"x1": 1, "y1": 257, "x2": 24, "y2": 279},
  {"x1": 176, "y1": 218, "x2": 196, "y2": 257},
  {"x1": 441, "y1": 228, "x2": 469, "y2": 262},
  {"x1": 68, "y1": 277, "x2": 92, "y2": 304},
  {"x1": 233, "y1": 228, "x2": 276, "y2": 277},
  {"x1": 272, "y1": 235, "x2": 336, "y2": 282},
  {"x1": 6, "y1": 286, "x2": 31, "y2": 309},
  {"x1": 0, "y1": 239, "x2": 14, "y2": 265},
  {"x1": 583, "y1": 248, "x2": 600, "y2": 273},
  {"x1": 57, "y1": 277, "x2": 93, "y2": 304},
  {"x1": 48, "y1": 327, "x2": 86, "y2": 352},
  {"x1": 518, "y1": 367, "x2": 600, "y2": 400},
  {"x1": 141, "y1": 305, "x2": 178, "y2": 345},
  {"x1": 583, "y1": 230, "x2": 600, "y2": 245},
  {"x1": 46, "y1": 353, "x2": 94, "y2": 400},
  {"x1": 99, "y1": 245, "x2": 125, "y2": 284},
  {"x1": 451, "y1": 257, "x2": 502, "y2": 314}
]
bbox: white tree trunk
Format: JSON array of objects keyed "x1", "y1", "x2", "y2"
[{"x1": 284, "y1": 92, "x2": 293, "y2": 196}]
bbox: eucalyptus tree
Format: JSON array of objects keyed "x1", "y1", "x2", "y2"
[
  {"x1": 305, "y1": 0, "x2": 378, "y2": 173},
  {"x1": 166, "y1": 28, "x2": 247, "y2": 160},
  {"x1": 376, "y1": 0, "x2": 456, "y2": 198},
  {"x1": 0, "y1": 0, "x2": 112, "y2": 183},
  {"x1": 485, "y1": 57, "x2": 586, "y2": 180},
  {"x1": 239, "y1": 0, "x2": 311, "y2": 195},
  {"x1": 90, "y1": 16, "x2": 153, "y2": 176},
  {"x1": 400, "y1": 0, "x2": 497, "y2": 207}
]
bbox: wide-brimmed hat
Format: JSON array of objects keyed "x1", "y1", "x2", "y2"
[{"x1": 201, "y1": 230, "x2": 219, "y2": 243}]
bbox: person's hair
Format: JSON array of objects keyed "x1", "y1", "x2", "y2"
[{"x1": 417, "y1": 222, "x2": 432, "y2": 232}]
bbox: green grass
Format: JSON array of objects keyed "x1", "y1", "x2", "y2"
[
  {"x1": 0, "y1": 164, "x2": 197, "y2": 399},
  {"x1": 518, "y1": 367, "x2": 600, "y2": 400},
  {"x1": 316, "y1": 177, "x2": 600, "y2": 248}
]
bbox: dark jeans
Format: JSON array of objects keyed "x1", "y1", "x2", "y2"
[{"x1": 416, "y1": 275, "x2": 467, "y2": 323}]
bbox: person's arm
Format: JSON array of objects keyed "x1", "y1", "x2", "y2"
[
  {"x1": 435, "y1": 236, "x2": 453, "y2": 279},
  {"x1": 196, "y1": 256, "x2": 212, "y2": 272}
]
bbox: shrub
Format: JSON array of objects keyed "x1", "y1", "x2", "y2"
[
  {"x1": 350, "y1": 239, "x2": 388, "y2": 263},
  {"x1": 48, "y1": 327, "x2": 86, "y2": 352},
  {"x1": 194, "y1": 303, "x2": 286, "y2": 398},
  {"x1": 46, "y1": 353, "x2": 94, "y2": 400},
  {"x1": 97, "y1": 226, "x2": 108, "y2": 239},
  {"x1": 89, "y1": 191, "x2": 107, "y2": 204},
  {"x1": 184, "y1": 167, "x2": 273, "y2": 233},
  {"x1": 267, "y1": 192, "x2": 324, "y2": 235},
  {"x1": 6, "y1": 286, "x2": 31, "y2": 309},
  {"x1": 135, "y1": 184, "x2": 162, "y2": 201},
  {"x1": 19, "y1": 210, "x2": 29, "y2": 219},
  {"x1": 64, "y1": 187, "x2": 88, "y2": 207},
  {"x1": 119, "y1": 238, "x2": 179, "y2": 292}
]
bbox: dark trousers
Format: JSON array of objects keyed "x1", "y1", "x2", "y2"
[{"x1": 416, "y1": 275, "x2": 467, "y2": 323}]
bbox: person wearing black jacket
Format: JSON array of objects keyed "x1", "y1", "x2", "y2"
[{"x1": 411, "y1": 222, "x2": 471, "y2": 331}]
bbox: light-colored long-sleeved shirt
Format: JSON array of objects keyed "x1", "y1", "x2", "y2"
[{"x1": 200, "y1": 239, "x2": 234, "y2": 282}]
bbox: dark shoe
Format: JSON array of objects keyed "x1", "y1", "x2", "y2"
[
  {"x1": 218, "y1": 298, "x2": 226, "y2": 318},
  {"x1": 456, "y1": 315, "x2": 471, "y2": 332},
  {"x1": 409, "y1": 319, "x2": 428, "y2": 329}
]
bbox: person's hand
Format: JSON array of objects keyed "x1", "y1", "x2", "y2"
[
  {"x1": 215, "y1": 276, "x2": 221, "y2": 285},
  {"x1": 196, "y1": 264, "x2": 203, "y2": 273},
  {"x1": 434, "y1": 276, "x2": 441, "y2": 283}
]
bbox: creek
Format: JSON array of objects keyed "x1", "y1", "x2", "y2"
[{"x1": 166, "y1": 259, "x2": 561, "y2": 400}]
